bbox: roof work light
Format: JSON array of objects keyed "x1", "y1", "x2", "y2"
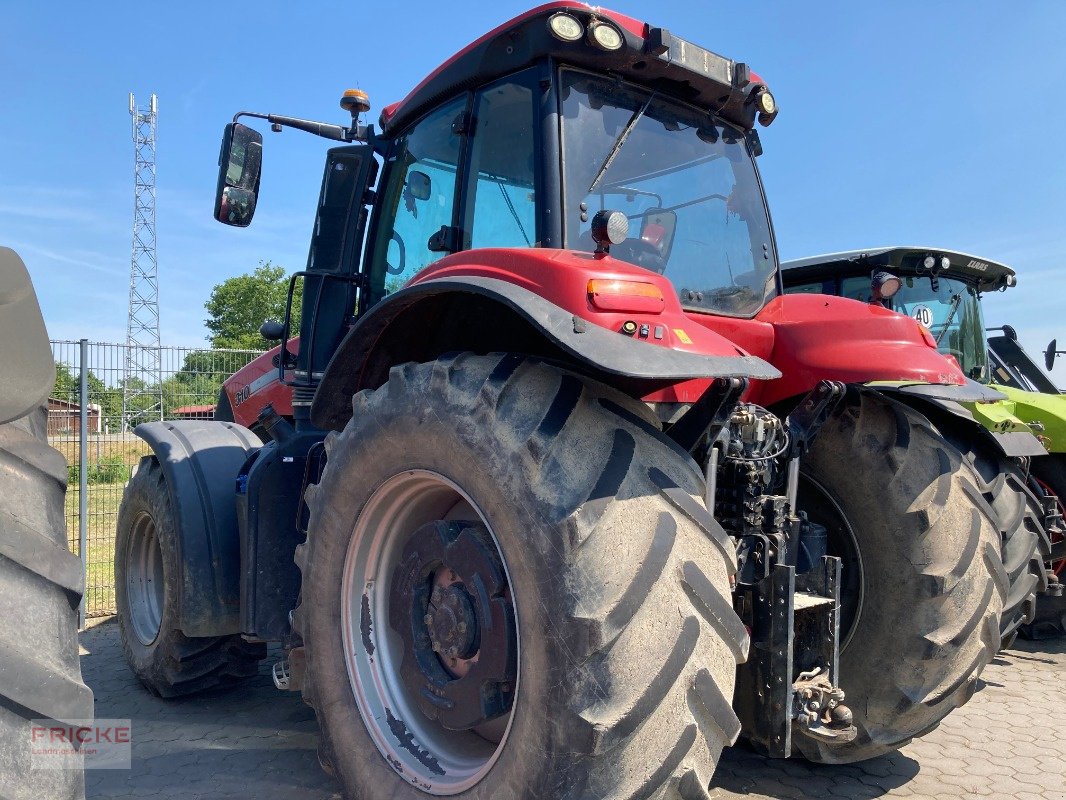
[
  {"x1": 588, "y1": 20, "x2": 624, "y2": 50},
  {"x1": 548, "y1": 12, "x2": 583, "y2": 42}
]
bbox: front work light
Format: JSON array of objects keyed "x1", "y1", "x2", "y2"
[
  {"x1": 871, "y1": 271, "x2": 902, "y2": 302},
  {"x1": 589, "y1": 21, "x2": 624, "y2": 50},
  {"x1": 548, "y1": 13, "x2": 583, "y2": 42}
]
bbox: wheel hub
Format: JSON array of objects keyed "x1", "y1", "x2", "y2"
[
  {"x1": 388, "y1": 520, "x2": 516, "y2": 732},
  {"x1": 427, "y1": 583, "x2": 479, "y2": 660}
]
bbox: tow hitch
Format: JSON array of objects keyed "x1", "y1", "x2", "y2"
[{"x1": 733, "y1": 554, "x2": 856, "y2": 755}]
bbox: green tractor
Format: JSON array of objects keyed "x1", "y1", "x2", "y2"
[
  {"x1": 986, "y1": 318, "x2": 1066, "y2": 635},
  {"x1": 782, "y1": 246, "x2": 1065, "y2": 638}
]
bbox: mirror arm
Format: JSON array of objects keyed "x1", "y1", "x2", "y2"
[{"x1": 233, "y1": 111, "x2": 368, "y2": 143}]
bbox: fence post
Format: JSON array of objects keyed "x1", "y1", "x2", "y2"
[{"x1": 78, "y1": 338, "x2": 88, "y2": 629}]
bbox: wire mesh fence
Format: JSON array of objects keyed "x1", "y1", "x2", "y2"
[{"x1": 49, "y1": 340, "x2": 264, "y2": 621}]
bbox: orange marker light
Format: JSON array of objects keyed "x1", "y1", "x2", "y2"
[
  {"x1": 587, "y1": 280, "x2": 665, "y2": 314},
  {"x1": 341, "y1": 89, "x2": 371, "y2": 115},
  {"x1": 916, "y1": 321, "x2": 938, "y2": 349}
]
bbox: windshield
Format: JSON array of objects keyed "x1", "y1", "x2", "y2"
[
  {"x1": 559, "y1": 70, "x2": 778, "y2": 317},
  {"x1": 841, "y1": 274, "x2": 989, "y2": 380}
]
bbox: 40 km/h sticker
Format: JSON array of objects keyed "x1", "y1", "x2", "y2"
[{"x1": 911, "y1": 305, "x2": 933, "y2": 328}]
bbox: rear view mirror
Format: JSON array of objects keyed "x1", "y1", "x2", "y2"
[
  {"x1": 640, "y1": 209, "x2": 677, "y2": 262},
  {"x1": 1047, "y1": 338, "x2": 1060, "y2": 372},
  {"x1": 214, "y1": 122, "x2": 263, "y2": 227},
  {"x1": 407, "y1": 171, "x2": 432, "y2": 202}
]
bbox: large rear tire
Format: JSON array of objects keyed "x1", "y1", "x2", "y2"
[
  {"x1": 0, "y1": 406, "x2": 93, "y2": 800},
  {"x1": 795, "y1": 392, "x2": 1004, "y2": 764},
  {"x1": 297, "y1": 354, "x2": 748, "y2": 800},
  {"x1": 115, "y1": 457, "x2": 266, "y2": 697}
]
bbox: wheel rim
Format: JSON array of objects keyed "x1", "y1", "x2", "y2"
[
  {"x1": 1033, "y1": 476, "x2": 1066, "y2": 576},
  {"x1": 797, "y1": 475, "x2": 865, "y2": 651},
  {"x1": 340, "y1": 470, "x2": 519, "y2": 795},
  {"x1": 125, "y1": 511, "x2": 164, "y2": 645}
]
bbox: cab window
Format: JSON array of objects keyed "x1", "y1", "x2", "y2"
[
  {"x1": 371, "y1": 97, "x2": 466, "y2": 294},
  {"x1": 464, "y1": 73, "x2": 538, "y2": 249},
  {"x1": 787, "y1": 280, "x2": 832, "y2": 295},
  {"x1": 841, "y1": 276, "x2": 873, "y2": 302}
]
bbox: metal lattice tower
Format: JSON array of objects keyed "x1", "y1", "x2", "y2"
[{"x1": 123, "y1": 93, "x2": 163, "y2": 431}]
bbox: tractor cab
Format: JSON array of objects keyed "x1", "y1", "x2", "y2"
[{"x1": 212, "y1": 2, "x2": 784, "y2": 426}]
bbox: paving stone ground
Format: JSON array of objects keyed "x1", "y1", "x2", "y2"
[{"x1": 81, "y1": 620, "x2": 1065, "y2": 799}]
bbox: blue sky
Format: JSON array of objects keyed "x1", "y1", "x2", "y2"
[{"x1": 3, "y1": 1, "x2": 1065, "y2": 382}]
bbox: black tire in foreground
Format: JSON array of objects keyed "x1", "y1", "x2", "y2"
[
  {"x1": 796, "y1": 392, "x2": 1005, "y2": 764},
  {"x1": 922, "y1": 416, "x2": 1048, "y2": 649},
  {"x1": 296, "y1": 353, "x2": 749, "y2": 800},
  {"x1": 115, "y1": 457, "x2": 266, "y2": 698},
  {"x1": 0, "y1": 406, "x2": 93, "y2": 800}
]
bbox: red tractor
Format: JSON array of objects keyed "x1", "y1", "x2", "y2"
[{"x1": 115, "y1": 5, "x2": 1035, "y2": 796}]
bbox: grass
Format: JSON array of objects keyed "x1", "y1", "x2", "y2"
[
  {"x1": 51, "y1": 436, "x2": 152, "y2": 469},
  {"x1": 65, "y1": 480, "x2": 124, "y2": 618},
  {"x1": 53, "y1": 436, "x2": 152, "y2": 617}
]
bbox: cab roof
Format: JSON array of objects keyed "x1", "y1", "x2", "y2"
[
  {"x1": 782, "y1": 246, "x2": 1016, "y2": 291},
  {"x1": 379, "y1": 2, "x2": 769, "y2": 137}
]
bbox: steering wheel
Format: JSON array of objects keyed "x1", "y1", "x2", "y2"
[
  {"x1": 386, "y1": 232, "x2": 406, "y2": 276},
  {"x1": 609, "y1": 238, "x2": 666, "y2": 273}
]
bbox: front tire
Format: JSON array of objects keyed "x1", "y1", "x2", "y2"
[
  {"x1": 931, "y1": 423, "x2": 1048, "y2": 649},
  {"x1": 297, "y1": 354, "x2": 749, "y2": 800},
  {"x1": 115, "y1": 457, "x2": 266, "y2": 697},
  {"x1": 796, "y1": 392, "x2": 1005, "y2": 764}
]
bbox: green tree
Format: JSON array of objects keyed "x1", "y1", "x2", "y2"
[
  {"x1": 204, "y1": 262, "x2": 301, "y2": 350},
  {"x1": 158, "y1": 350, "x2": 257, "y2": 418}
]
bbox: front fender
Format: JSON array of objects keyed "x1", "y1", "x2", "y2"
[
  {"x1": 872, "y1": 383, "x2": 1048, "y2": 458},
  {"x1": 311, "y1": 275, "x2": 779, "y2": 430},
  {"x1": 991, "y1": 383, "x2": 1066, "y2": 453},
  {"x1": 135, "y1": 420, "x2": 261, "y2": 637}
]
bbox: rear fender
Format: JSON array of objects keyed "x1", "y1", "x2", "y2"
[
  {"x1": 134, "y1": 420, "x2": 261, "y2": 637},
  {"x1": 311, "y1": 272, "x2": 779, "y2": 430}
]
